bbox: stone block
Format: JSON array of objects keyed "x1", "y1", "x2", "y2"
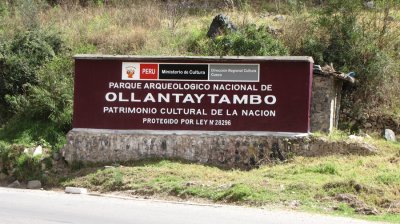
[
  {"x1": 384, "y1": 129, "x2": 396, "y2": 141},
  {"x1": 27, "y1": 180, "x2": 42, "y2": 189},
  {"x1": 62, "y1": 129, "x2": 377, "y2": 169},
  {"x1": 8, "y1": 180, "x2": 20, "y2": 188},
  {"x1": 33, "y1": 146, "x2": 43, "y2": 156},
  {"x1": 65, "y1": 187, "x2": 88, "y2": 194}
]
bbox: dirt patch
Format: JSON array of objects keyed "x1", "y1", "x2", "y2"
[
  {"x1": 335, "y1": 193, "x2": 379, "y2": 215},
  {"x1": 389, "y1": 151, "x2": 400, "y2": 164},
  {"x1": 323, "y1": 180, "x2": 382, "y2": 195},
  {"x1": 292, "y1": 137, "x2": 378, "y2": 158},
  {"x1": 379, "y1": 199, "x2": 400, "y2": 214}
]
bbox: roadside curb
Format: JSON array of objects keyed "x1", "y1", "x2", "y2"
[{"x1": 86, "y1": 192, "x2": 223, "y2": 208}]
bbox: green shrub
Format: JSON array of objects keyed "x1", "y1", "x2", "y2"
[
  {"x1": 0, "y1": 118, "x2": 68, "y2": 151},
  {"x1": 335, "y1": 203, "x2": 355, "y2": 214},
  {"x1": 188, "y1": 24, "x2": 288, "y2": 56},
  {"x1": 3, "y1": 145, "x2": 20, "y2": 176},
  {"x1": 0, "y1": 27, "x2": 69, "y2": 150},
  {"x1": 0, "y1": 29, "x2": 65, "y2": 118},
  {"x1": 0, "y1": 142, "x2": 51, "y2": 181},
  {"x1": 216, "y1": 183, "x2": 253, "y2": 202},
  {"x1": 15, "y1": 153, "x2": 41, "y2": 180},
  {"x1": 0, "y1": 142, "x2": 11, "y2": 173},
  {"x1": 290, "y1": 0, "x2": 400, "y2": 129},
  {"x1": 9, "y1": 56, "x2": 74, "y2": 131},
  {"x1": 299, "y1": 37, "x2": 325, "y2": 65},
  {"x1": 306, "y1": 163, "x2": 338, "y2": 175},
  {"x1": 88, "y1": 169, "x2": 125, "y2": 191},
  {"x1": 1, "y1": 50, "x2": 72, "y2": 149},
  {"x1": 0, "y1": 1, "x2": 7, "y2": 17},
  {"x1": 376, "y1": 173, "x2": 400, "y2": 185}
]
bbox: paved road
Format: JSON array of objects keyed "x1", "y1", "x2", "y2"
[{"x1": 0, "y1": 187, "x2": 383, "y2": 224}]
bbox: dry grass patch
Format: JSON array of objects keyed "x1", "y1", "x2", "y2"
[{"x1": 37, "y1": 4, "x2": 162, "y2": 54}]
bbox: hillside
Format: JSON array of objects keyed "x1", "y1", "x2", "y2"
[{"x1": 0, "y1": 0, "x2": 399, "y2": 222}]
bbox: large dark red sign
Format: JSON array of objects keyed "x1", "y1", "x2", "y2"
[{"x1": 73, "y1": 55, "x2": 313, "y2": 133}]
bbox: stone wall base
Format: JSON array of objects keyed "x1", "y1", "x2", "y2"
[{"x1": 62, "y1": 129, "x2": 376, "y2": 169}]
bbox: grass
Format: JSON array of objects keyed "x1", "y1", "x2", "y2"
[
  {"x1": 0, "y1": 1, "x2": 287, "y2": 57},
  {"x1": 61, "y1": 136, "x2": 400, "y2": 223},
  {"x1": 0, "y1": 117, "x2": 66, "y2": 150}
]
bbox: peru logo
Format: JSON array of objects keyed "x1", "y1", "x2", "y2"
[
  {"x1": 122, "y1": 62, "x2": 140, "y2": 80},
  {"x1": 140, "y1": 64, "x2": 158, "y2": 80}
]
